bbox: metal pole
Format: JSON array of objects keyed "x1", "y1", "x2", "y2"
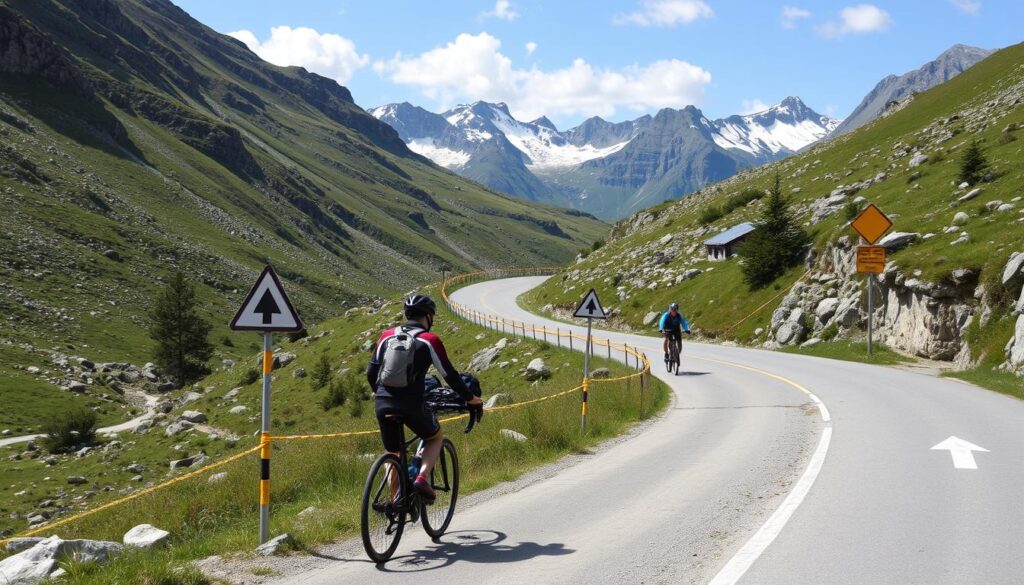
[
  {"x1": 259, "y1": 332, "x2": 273, "y2": 545},
  {"x1": 581, "y1": 318, "x2": 592, "y2": 432},
  {"x1": 867, "y1": 273, "x2": 874, "y2": 356}
]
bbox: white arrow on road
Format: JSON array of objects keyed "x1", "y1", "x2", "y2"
[{"x1": 931, "y1": 436, "x2": 989, "y2": 470}]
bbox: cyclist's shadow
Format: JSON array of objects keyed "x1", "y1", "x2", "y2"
[{"x1": 378, "y1": 529, "x2": 574, "y2": 572}]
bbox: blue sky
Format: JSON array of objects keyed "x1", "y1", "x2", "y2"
[{"x1": 174, "y1": 0, "x2": 1022, "y2": 128}]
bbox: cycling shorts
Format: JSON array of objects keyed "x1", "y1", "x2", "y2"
[{"x1": 374, "y1": 396, "x2": 441, "y2": 453}]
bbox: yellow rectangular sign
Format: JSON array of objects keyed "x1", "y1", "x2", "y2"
[{"x1": 856, "y1": 246, "x2": 887, "y2": 273}]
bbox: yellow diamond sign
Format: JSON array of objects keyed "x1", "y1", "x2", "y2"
[{"x1": 850, "y1": 203, "x2": 893, "y2": 245}]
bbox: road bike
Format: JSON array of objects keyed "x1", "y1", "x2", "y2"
[
  {"x1": 665, "y1": 333, "x2": 682, "y2": 374},
  {"x1": 360, "y1": 396, "x2": 480, "y2": 563}
]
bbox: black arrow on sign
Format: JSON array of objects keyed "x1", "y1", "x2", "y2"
[
  {"x1": 585, "y1": 299, "x2": 597, "y2": 314},
  {"x1": 254, "y1": 290, "x2": 280, "y2": 325}
]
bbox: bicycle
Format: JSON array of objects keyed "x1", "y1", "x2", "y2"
[
  {"x1": 665, "y1": 334, "x2": 682, "y2": 374},
  {"x1": 360, "y1": 396, "x2": 481, "y2": 563}
]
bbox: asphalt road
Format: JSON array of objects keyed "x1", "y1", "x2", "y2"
[{"x1": 269, "y1": 276, "x2": 1024, "y2": 585}]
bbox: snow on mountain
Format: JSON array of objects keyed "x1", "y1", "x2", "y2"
[
  {"x1": 406, "y1": 138, "x2": 471, "y2": 169},
  {"x1": 712, "y1": 97, "x2": 839, "y2": 158},
  {"x1": 484, "y1": 104, "x2": 630, "y2": 170},
  {"x1": 369, "y1": 96, "x2": 836, "y2": 217}
]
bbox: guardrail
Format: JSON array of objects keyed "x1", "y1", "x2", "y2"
[{"x1": 0, "y1": 268, "x2": 651, "y2": 548}]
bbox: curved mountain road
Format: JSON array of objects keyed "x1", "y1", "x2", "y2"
[{"x1": 270, "y1": 276, "x2": 1024, "y2": 585}]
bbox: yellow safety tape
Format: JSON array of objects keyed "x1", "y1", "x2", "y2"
[
  {"x1": 0, "y1": 444, "x2": 262, "y2": 546},
  {"x1": 0, "y1": 268, "x2": 647, "y2": 546},
  {"x1": 722, "y1": 269, "x2": 811, "y2": 336}
]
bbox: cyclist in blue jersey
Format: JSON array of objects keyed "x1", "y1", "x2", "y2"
[{"x1": 659, "y1": 303, "x2": 691, "y2": 360}]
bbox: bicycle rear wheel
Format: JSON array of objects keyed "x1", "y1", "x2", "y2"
[
  {"x1": 361, "y1": 454, "x2": 405, "y2": 563},
  {"x1": 422, "y1": 438, "x2": 459, "y2": 538}
]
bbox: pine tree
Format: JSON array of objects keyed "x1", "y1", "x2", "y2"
[
  {"x1": 149, "y1": 271, "x2": 214, "y2": 384},
  {"x1": 957, "y1": 140, "x2": 989, "y2": 185},
  {"x1": 739, "y1": 175, "x2": 810, "y2": 289}
]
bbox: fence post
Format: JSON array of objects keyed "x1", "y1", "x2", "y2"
[
  {"x1": 569, "y1": 334, "x2": 573, "y2": 351},
  {"x1": 543, "y1": 327, "x2": 547, "y2": 343},
  {"x1": 607, "y1": 339, "x2": 611, "y2": 359}
]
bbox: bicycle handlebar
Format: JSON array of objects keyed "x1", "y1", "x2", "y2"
[{"x1": 427, "y1": 401, "x2": 483, "y2": 433}]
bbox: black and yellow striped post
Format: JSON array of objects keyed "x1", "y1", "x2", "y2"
[{"x1": 259, "y1": 332, "x2": 273, "y2": 544}]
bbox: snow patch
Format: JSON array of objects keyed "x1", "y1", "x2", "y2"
[{"x1": 407, "y1": 138, "x2": 471, "y2": 169}]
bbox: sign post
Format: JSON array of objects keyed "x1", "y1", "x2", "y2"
[
  {"x1": 573, "y1": 289, "x2": 607, "y2": 432},
  {"x1": 850, "y1": 204, "x2": 893, "y2": 356},
  {"x1": 229, "y1": 265, "x2": 304, "y2": 545}
]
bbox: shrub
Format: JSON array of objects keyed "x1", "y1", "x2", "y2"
[
  {"x1": 722, "y1": 188, "x2": 765, "y2": 214},
  {"x1": 698, "y1": 206, "x2": 724, "y2": 225},
  {"x1": 311, "y1": 354, "x2": 333, "y2": 390},
  {"x1": 320, "y1": 378, "x2": 347, "y2": 410},
  {"x1": 239, "y1": 368, "x2": 259, "y2": 386},
  {"x1": 998, "y1": 132, "x2": 1016, "y2": 145},
  {"x1": 40, "y1": 407, "x2": 97, "y2": 453},
  {"x1": 844, "y1": 201, "x2": 861, "y2": 221},
  {"x1": 591, "y1": 239, "x2": 605, "y2": 252},
  {"x1": 220, "y1": 335, "x2": 233, "y2": 347},
  {"x1": 958, "y1": 140, "x2": 989, "y2": 185},
  {"x1": 348, "y1": 395, "x2": 365, "y2": 418}
]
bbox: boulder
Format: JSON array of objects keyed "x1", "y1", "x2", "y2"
[
  {"x1": 292, "y1": 368, "x2": 307, "y2": 379},
  {"x1": 67, "y1": 476, "x2": 87, "y2": 485},
  {"x1": 524, "y1": 359, "x2": 551, "y2": 381},
  {"x1": 908, "y1": 153, "x2": 928, "y2": 167},
  {"x1": 957, "y1": 188, "x2": 982, "y2": 203},
  {"x1": 0, "y1": 536, "x2": 123, "y2": 585},
  {"x1": 878, "y1": 232, "x2": 919, "y2": 251},
  {"x1": 1009, "y1": 315, "x2": 1024, "y2": 369},
  {"x1": 1002, "y1": 252, "x2": 1024, "y2": 292},
  {"x1": 223, "y1": 388, "x2": 241, "y2": 400},
  {"x1": 589, "y1": 368, "x2": 611, "y2": 379},
  {"x1": 208, "y1": 472, "x2": 228, "y2": 484},
  {"x1": 123, "y1": 524, "x2": 170, "y2": 549},
  {"x1": 483, "y1": 393, "x2": 513, "y2": 408},
  {"x1": 255, "y1": 533, "x2": 294, "y2": 556},
  {"x1": 179, "y1": 411, "x2": 207, "y2": 424},
  {"x1": 180, "y1": 391, "x2": 203, "y2": 405},
  {"x1": 815, "y1": 298, "x2": 840, "y2": 324},
  {"x1": 643, "y1": 311, "x2": 659, "y2": 326},
  {"x1": 169, "y1": 453, "x2": 207, "y2": 471},
  {"x1": 65, "y1": 381, "x2": 87, "y2": 393},
  {"x1": 468, "y1": 339, "x2": 507, "y2": 373},
  {"x1": 801, "y1": 338, "x2": 822, "y2": 348},
  {"x1": 499, "y1": 429, "x2": 528, "y2": 443},
  {"x1": 951, "y1": 212, "x2": 969, "y2": 226},
  {"x1": 297, "y1": 506, "x2": 319, "y2": 519},
  {"x1": 164, "y1": 421, "x2": 194, "y2": 437},
  {"x1": 4, "y1": 538, "x2": 43, "y2": 554},
  {"x1": 775, "y1": 309, "x2": 807, "y2": 346},
  {"x1": 229, "y1": 405, "x2": 248, "y2": 415}
]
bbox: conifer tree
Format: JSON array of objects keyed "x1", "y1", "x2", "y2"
[
  {"x1": 739, "y1": 174, "x2": 810, "y2": 289},
  {"x1": 149, "y1": 271, "x2": 213, "y2": 384},
  {"x1": 957, "y1": 140, "x2": 988, "y2": 185}
]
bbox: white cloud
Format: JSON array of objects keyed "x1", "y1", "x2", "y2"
[
  {"x1": 780, "y1": 6, "x2": 812, "y2": 29},
  {"x1": 948, "y1": 0, "x2": 981, "y2": 14},
  {"x1": 614, "y1": 0, "x2": 713, "y2": 27},
  {"x1": 816, "y1": 4, "x2": 892, "y2": 38},
  {"x1": 741, "y1": 99, "x2": 770, "y2": 115},
  {"x1": 374, "y1": 33, "x2": 712, "y2": 121},
  {"x1": 481, "y1": 0, "x2": 518, "y2": 21},
  {"x1": 227, "y1": 26, "x2": 369, "y2": 84},
  {"x1": 525, "y1": 41, "x2": 537, "y2": 55}
]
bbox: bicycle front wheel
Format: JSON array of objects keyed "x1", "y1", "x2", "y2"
[
  {"x1": 361, "y1": 453, "x2": 405, "y2": 563},
  {"x1": 422, "y1": 438, "x2": 459, "y2": 538}
]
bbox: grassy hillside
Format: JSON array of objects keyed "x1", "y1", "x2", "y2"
[
  {"x1": 524, "y1": 41, "x2": 1024, "y2": 378},
  {"x1": 0, "y1": 0, "x2": 606, "y2": 428},
  {"x1": 0, "y1": 285, "x2": 667, "y2": 584}
]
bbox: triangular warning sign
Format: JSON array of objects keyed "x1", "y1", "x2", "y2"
[
  {"x1": 573, "y1": 288, "x2": 607, "y2": 320},
  {"x1": 230, "y1": 266, "x2": 304, "y2": 332}
]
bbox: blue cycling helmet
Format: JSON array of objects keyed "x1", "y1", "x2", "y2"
[{"x1": 669, "y1": 303, "x2": 679, "y2": 311}]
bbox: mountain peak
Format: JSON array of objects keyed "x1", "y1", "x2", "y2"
[{"x1": 531, "y1": 116, "x2": 558, "y2": 132}]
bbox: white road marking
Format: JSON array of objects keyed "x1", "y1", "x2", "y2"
[{"x1": 931, "y1": 436, "x2": 989, "y2": 470}]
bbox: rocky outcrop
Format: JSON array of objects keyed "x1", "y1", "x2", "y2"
[{"x1": 873, "y1": 267, "x2": 975, "y2": 360}]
